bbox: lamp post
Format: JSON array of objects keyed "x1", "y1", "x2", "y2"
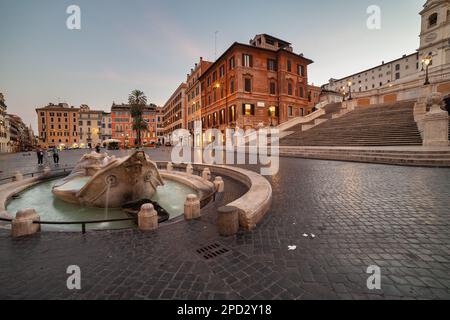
[
  {"x1": 348, "y1": 81, "x2": 353, "y2": 100},
  {"x1": 422, "y1": 56, "x2": 432, "y2": 85}
]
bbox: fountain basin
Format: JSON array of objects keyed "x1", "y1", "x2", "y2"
[{"x1": 6, "y1": 177, "x2": 201, "y2": 232}]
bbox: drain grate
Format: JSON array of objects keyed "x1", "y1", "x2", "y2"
[{"x1": 196, "y1": 243, "x2": 230, "y2": 260}]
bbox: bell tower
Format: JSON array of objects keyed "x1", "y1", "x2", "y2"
[{"x1": 418, "y1": 0, "x2": 450, "y2": 72}]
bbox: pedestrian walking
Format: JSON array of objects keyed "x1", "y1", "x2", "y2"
[
  {"x1": 52, "y1": 147, "x2": 60, "y2": 165},
  {"x1": 95, "y1": 143, "x2": 101, "y2": 153}
]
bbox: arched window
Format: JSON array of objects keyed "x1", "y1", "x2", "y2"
[{"x1": 429, "y1": 13, "x2": 438, "y2": 27}]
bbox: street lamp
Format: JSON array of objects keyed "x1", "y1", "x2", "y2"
[
  {"x1": 348, "y1": 81, "x2": 353, "y2": 100},
  {"x1": 422, "y1": 56, "x2": 432, "y2": 85}
]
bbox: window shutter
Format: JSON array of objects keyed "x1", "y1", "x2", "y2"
[
  {"x1": 250, "y1": 55, "x2": 253, "y2": 68},
  {"x1": 242, "y1": 54, "x2": 245, "y2": 67},
  {"x1": 242, "y1": 104, "x2": 246, "y2": 115},
  {"x1": 251, "y1": 104, "x2": 255, "y2": 116},
  {"x1": 275, "y1": 106, "x2": 280, "y2": 117}
]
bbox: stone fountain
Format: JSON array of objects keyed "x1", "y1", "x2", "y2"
[{"x1": 52, "y1": 151, "x2": 164, "y2": 208}]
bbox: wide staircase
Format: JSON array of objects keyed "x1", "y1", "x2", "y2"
[
  {"x1": 284, "y1": 102, "x2": 343, "y2": 133},
  {"x1": 280, "y1": 100, "x2": 422, "y2": 147}
]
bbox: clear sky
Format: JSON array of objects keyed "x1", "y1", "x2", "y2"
[{"x1": 0, "y1": 0, "x2": 424, "y2": 132}]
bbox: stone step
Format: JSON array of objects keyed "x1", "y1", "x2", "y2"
[
  {"x1": 279, "y1": 150, "x2": 450, "y2": 159},
  {"x1": 278, "y1": 152, "x2": 450, "y2": 167}
]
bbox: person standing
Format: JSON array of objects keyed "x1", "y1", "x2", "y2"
[
  {"x1": 36, "y1": 146, "x2": 44, "y2": 166},
  {"x1": 95, "y1": 143, "x2": 101, "y2": 153},
  {"x1": 52, "y1": 147, "x2": 60, "y2": 165}
]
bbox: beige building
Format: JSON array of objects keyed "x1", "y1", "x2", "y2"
[
  {"x1": 418, "y1": 0, "x2": 450, "y2": 80},
  {"x1": 0, "y1": 93, "x2": 9, "y2": 153},
  {"x1": 323, "y1": 0, "x2": 450, "y2": 97},
  {"x1": 162, "y1": 83, "x2": 187, "y2": 144},
  {"x1": 323, "y1": 53, "x2": 420, "y2": 95},
  {"x1": 78, "y1": 105, "x2": 103, "y2": 148},
  {"x1": 36, "y1": 103, "x2": 79, "y2": 149},
  {"x1": 100, "y1": 112, "x2": 112, "y2": 142}
]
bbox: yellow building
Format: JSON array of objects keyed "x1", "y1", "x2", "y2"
[{"x1": 36, "y1": 103, "x2": 79, "y2": 149}]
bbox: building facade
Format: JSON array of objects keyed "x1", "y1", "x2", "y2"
[
  {"x1": 323, "y1": 0, "x2": 450, "y2": 96},
  {"x1": 185, "y1": 58, "x2": 213, "y2": 142},
  {"x1": 323, "y1": 53, "x2": 420, "y2": 95},
  {"x1": 78, "y1": 105, "x2": 103, "y2": 148},
  {"x1": 111, "y1": 103, "x2": 159, "y2": 148},
  {"x1": 36, "y1": 103, "x2": 79, "y2": 149},
  {"x1": 6, "y1": 114, "x2": 32, "y2": 152},
  {"x1": 162, "y1": 83, "x2": 187, "y2": 144},
  {"x1": 418, "y1": 0, "x2": 450, "y2": 81},
  {"x1": 100, "y1": 112, "x2": 112, "y2": 143},
  {"x1": 0, "y1": 93, "x2": 10, "y2": 153},
  {"x1": 198, "y1": 34, "x2": 313, "y2": 140},
  {"x1": 156, "y1": 107, "x2": 164, "y2": 144}
]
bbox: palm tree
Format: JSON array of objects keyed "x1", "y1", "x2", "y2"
[{"x1": 128, "y1": 90, "x2": 148, "y2": 147}]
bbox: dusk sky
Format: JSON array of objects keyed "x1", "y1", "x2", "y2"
[{"x1": 0, "y1": 0, "x2": 423, "y2": 131}]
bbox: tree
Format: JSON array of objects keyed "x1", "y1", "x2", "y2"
[{"x1": 128, "y1": 90, "x2": 149, "y2": 147}]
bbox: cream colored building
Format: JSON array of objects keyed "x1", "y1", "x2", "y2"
[
  {"x1": 100, "y1": 112, "x2": 112, "y2": 142},
  {"x1": 78, "y1": 105, "x2": 103, "y2": 148},
  {"x1": 418, "y1": 0, "x2": 450, "y2": 79},
  {"x1": 0, "y1": 93, "x2": 10, "y2": 153},
  {"x1": 324, "y1": 0, "x2": 450, "y2": 96},
  {"x1": 324, "y1": 54, "x2": 420, "y2": 95}
]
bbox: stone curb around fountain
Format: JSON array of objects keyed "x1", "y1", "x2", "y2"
[
  {"x1": 156, "y1": 162, "x2": 273, "y2": 231},
  {"x1": 0, "y1": 173, "x2": 63, "y2": 229}
]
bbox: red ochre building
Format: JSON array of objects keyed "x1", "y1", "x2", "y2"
[
  {"x1": 111, "y1": 103, "x2": 159, "y2": 148},
  {"x1": 197, "y1": 34, "x2": 314, "y2": 138}
]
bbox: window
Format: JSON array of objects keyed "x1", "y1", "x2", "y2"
[
  {"x1": 395, "y1": 73, "x2": 400, "y2": 80},
  {"x1": 287, "y1": 83, "x2": 293, "y2": 96},
  {"x1": 207, "y1": 77, "x2": 211, "y2": 87},
  {"x1": 229, "y1": 106, "x2": 236, "y2": 122},
  {"x1": 244, "y1": 78, "x2": 252, "y2": 92},
  {"x1": 297, "y1": 64, "x2": 305, "y2": 76},
  {"x1": 395, "y1": 64, "x2": 400, "y2": 71},
  {"x1": 299, "y1": 86, "x2": 305, "y2": 98},
  {"x1": 243, "y1": 104, "x2": 255, "y2": 116},
  {"x1": 229, "y1": 56, "x2": 235, "y2": 69},
  {"x1": 267, "y1": 59, "x2": 277, "y2": 71},
  {"x1": 212, "y1": 71, "x2": 217, "y2": 82},
  {"x1": 230, "y1": 79, "x2": 235, "y2": 93},
  {"x1": 243, "y1": 54, "x2": 252, "y2": 67},
  {"x1": 288, "y1": 106, "x2": 293, "y2": 117},
  {"x1": 287, "y1": 60, "x2": 292, "y2": 72},
  {"x1": 429, "y1": 13, "x2": 438, "y2": 27},
  {"x1": 269, "y1": 82, "x2": 276, "y2": 95},
  {"x1": 219, "y1": 65, "x2": 225, "y2": 78}
]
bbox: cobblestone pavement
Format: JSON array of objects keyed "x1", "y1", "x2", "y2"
[{"x1": 1, "y1": 149, "x2": 450, "y2": 300}]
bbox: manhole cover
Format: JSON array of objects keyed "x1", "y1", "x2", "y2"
[{"x1": 196, "y1": 243, "x2": 230, "y2": 260}]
